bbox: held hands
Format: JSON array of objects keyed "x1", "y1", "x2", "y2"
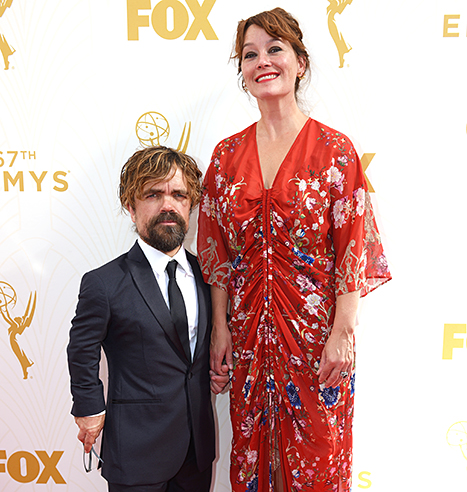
[
  {"x1": 209, "y1": 285, "x2": 232, "y2": 378},
  {"x1": 210, "y1": 369, "x2": 230, "y2": 394},
  {"x1": 209, "y1": 322, "x2": 233, "y2": 394},
  {"x1": 210, "y1": 320, "x2": 233, "y2": 376},
  {"x1": 74, "y1": 414, "x2": 105, "y2": 453}
]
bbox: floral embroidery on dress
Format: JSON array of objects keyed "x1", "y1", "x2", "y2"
[{"x1": 198, "y1": 119, "x2": 391, "y2": 492}]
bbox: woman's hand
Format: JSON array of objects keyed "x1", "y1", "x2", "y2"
[
  {"x1": 317, "y1": 329, "x2": 354, "y2": 388},
  {"x1": 210, "y1": 319, "x2": 233, "y2": 376},
  {"x1": 210, "y1": 285, "x2": 233, "y2": 376},
  {"x1": 317, "y1": 290, "x2": 360, "y2": 388}
]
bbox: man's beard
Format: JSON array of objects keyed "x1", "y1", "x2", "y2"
[{"x1": 138, "y1": 212, "x2": 187, "y2": 253}]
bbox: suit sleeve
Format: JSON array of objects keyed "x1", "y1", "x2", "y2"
[{"x1": 67, "y1": 271, "x2": 110, "y2": 417}]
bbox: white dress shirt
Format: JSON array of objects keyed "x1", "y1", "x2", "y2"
[{"x1": 137, "y1": 238, "x2": 199, "y2": 358}]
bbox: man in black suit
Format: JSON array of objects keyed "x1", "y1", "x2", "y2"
[{"x1": 67, "y1": 146, "x2": 227, "y2": 491}]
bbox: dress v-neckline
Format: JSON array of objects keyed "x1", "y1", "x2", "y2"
[{"x1": 254, "y1": 117, "x2": 311, "y2": 190}]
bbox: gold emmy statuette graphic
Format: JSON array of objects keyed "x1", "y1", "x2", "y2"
[
  {"x1": 0, "y1": 281, "x2": 36, "y2": 379},
  {"x1": 136, "y1": 112, "x2": 191, "y2": 153},
  {"x1": 327, "y1": 0, "x2": 353, "y2": 68},
  {"x1": 0, "y1": 0, "x2": 15, "y2": 70},
  {"x1": 447, "y1": 422, "x2": 467, "y2": 460}
]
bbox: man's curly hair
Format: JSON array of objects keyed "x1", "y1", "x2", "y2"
[{"x1": 119, "y1": 146, "x2": 202, "y2": 212}]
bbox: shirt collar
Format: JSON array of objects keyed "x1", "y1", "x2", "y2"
[{"x1": 137, "y1": 238, "x2": 193, "y2": 277}]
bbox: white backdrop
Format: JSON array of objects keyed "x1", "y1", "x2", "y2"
[{"x1": 0, "y1": 0, "x2": 466, "y2": 490}]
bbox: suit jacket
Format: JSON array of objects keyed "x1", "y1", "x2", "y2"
[{"x1": 67, "y1": 242, "x2": 215, "y2": 485}]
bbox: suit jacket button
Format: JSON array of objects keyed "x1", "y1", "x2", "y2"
[{"x1": 187, "y1": 372, "x2": 193, "y2": 380}]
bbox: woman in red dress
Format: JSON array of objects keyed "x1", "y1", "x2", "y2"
[{"x1": 198, "y1": 8, "x2": 391, "y2": 492}]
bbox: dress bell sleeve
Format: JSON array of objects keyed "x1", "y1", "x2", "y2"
[
  {"x1": 329, "y1": 137, "x2": 391, "y2": 298},
  {"x1": 197, "y1": 143, "x2": 232, "y2": 292}
]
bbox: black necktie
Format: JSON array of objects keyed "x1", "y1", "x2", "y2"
[{"x1": 166, "y1": 260, "x2": 191, "y2": 361}]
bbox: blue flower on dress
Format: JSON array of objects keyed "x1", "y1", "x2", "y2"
[
  {"x1": 246, "y1": 474, "x2": 258, "y2": 492},
  {"x1": 350, "y1": 373, "x2": 355, "y2": 396},
  {"x1": 243, "y1": 377, "x2": 252, "y2": 399},
  {"x1": 232, "y1": 254, "x2": 243, "y2": 269},
  {"x1": 292, "y1": 247, "x2": 315, "y2": 265},
  {"x1": 286, "y1": 381, "x2": 301, "y2": 409},
  {"x1": 320, "y1": 385, "x2": 340, "y2": 408}
]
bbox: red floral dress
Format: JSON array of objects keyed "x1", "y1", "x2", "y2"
[{"x1": 197, "y1": 119, "x2": 391, "y2": 492}]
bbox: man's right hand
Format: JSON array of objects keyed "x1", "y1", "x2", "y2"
[
  {"x1": 210, "y1": 368, "x2": 230, "y2": 394},
  {"x1": 74, "y1": 414, "x2": 105, "y2": 453}
]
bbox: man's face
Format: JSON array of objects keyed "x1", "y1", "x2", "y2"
[{"x1": 129, "y1": 167, "x2": 192, "y2": 256}]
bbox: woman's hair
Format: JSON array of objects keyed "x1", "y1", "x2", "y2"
[
  {"x1": 119, "y1": 146, "x2": 202, "y2": 212},
  {"x1": 232, "y1": 7, "x2": 310, "y2": 95}
]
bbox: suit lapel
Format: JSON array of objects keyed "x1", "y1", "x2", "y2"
[
  {"x1": 187, "y1": 251, "x2": 210, "y2": 361},
  {"x1": 126, "y1": 242, "x2": 189, "y2": 364}
]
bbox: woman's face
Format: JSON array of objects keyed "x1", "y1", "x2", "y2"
[{"x1": 241, "y1": 24, "x2": 305, "y2": 102}]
